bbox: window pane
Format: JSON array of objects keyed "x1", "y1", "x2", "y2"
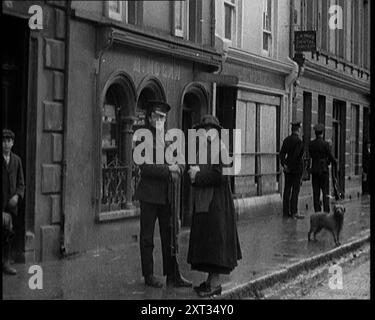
[
  {"x1": 128, "y1": 1, "x2": 135, "y2": 24},
  {"x1": 175, "y1": 1, "x2": 183, "y2": 30},
  {"x1": 109, "y1": 0, "x2": 120, "y2": 14},
  {"x1": 318, "y1": 95, "x2": 326, "y2": 126},
  {"x1": 263, "y1": 0, "x2": 271, "y2": 31},
  {"x1": 263, "y1": 32, "x2": 270, "y2": 51},
  {"x1": 259, "y1": 104, "x2": 278, "y2": 194},
  {"x1": 225, "y1": 4, "x2": 232, "y2": 39},
  {"x1": 189, "y1": 0, "x2": 196, "y2": 41}
]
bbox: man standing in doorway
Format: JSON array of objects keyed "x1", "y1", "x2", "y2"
[
  {"x1": 309, "y1": 123, "x2": 337, "y2": 213},
  {"x1": 280, "y1": 122, "x2": 305, "y2": 219},
  {"x1": 135, "y1": 100, "x2": 192, "y2": 288},
  {"x1": 2, "y1": 129, "x2": 25, "y2": 275}
]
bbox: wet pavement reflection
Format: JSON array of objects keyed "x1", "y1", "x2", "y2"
[{"x1": 2, "y1": 196, "x2": 370, "y2": 300}]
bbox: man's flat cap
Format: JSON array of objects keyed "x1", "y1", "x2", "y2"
[
  {"x1": 146, "y1": 100, "x2": 171, "y2": 114},
  {"x1": 3, "y1": 129, "x2": 15, "y2": 139},
  {"x1": 314, "y1": 123, "x2": 325, "y2": 132}
]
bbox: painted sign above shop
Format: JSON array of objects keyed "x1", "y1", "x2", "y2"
[{"x1": 133, "y1": 56, "x2": 181, "y2": 81}]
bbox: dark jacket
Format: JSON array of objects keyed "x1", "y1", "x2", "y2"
[
  {"x1": 309, "y1": 137, "x2": 336, "y2": 175},
  {"x1": 134, "y1": 125, "x2": 184, "y2": 205},
  {"x1": 2, "y1": 152, "x2": 25, "y2": 215},
  {"x1": 187, "y1": 142, "x2": 242, "y2": 274},
  {"x1": 279, "y1": 133, "x2": 304, "y2": 174}
]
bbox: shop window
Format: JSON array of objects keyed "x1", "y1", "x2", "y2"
[
  {"x1": 101, "y1": 87, "x2": 133, "y2": 213},
  {"x1": 262, "y1": 0, "x2": 272, "y2": 56},
  {"x1": 234, "y1": 101, "x2": 280, "y2": 197},
  {"x1": 224, "y1": 0, "x2": 236, "y2": 44}
]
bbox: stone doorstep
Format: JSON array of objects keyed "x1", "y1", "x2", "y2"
[{"x1": 213, "y1": 233, "x2": 370, "y2": 300}]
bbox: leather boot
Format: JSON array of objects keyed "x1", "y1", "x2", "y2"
[
  {"x1": 3, "y1": 242, "x2": 16, "y2": 275},
  {"x1": 166, "y1": 265, "x2": 192, "y2": 288},
  {"x1": 144, "y1": 275, "x2": 163, "y2": 288}
]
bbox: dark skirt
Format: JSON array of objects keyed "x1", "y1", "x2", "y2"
[{"x1": 187, "y1": 200, "x2": 242, "y2": 275}]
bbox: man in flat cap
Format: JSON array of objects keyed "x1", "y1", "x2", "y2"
[
  {"x1": 309, "y1": 123, "x2": 337, "y2": 213},
  {"x1": 135, "y1": 100, "x2": 191, "y2": 288},
  {"x1": 280, "y1": 121, "x2": 305, "y2": 219},
  {"x1": 2, "y1": 129, "x2": 25, "y2": 275}
]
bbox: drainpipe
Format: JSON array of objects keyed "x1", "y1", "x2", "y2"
[
  {"x1": 211, "y1": 0, "x2": 217, "y2": 115},
  {"x1": 93, "y1": 29, "x2": 114, "y2": 209},
  {"x1": 60, "y1": 0, "x2": 72, "y2": 257}
]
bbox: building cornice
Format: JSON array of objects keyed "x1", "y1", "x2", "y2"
[
  {"x1": 72, "y1": 7, "x2": 222, "y2": 70},
  {"x1": 226, "y1": 48, "x2": 295, "y2": 76},
  {"x1": 304, "y1": 60, "x2": 370, "y2": 96},
  {"x1": 108, "y1": 27, "x2": 222, "y2": 69}
]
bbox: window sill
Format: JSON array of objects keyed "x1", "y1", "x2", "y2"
[{"x1": 98, "y1": 207, "x2": 140, "y2": 222}]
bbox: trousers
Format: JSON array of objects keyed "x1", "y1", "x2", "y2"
[
  {"x1": 139, "y1": 201, "x2": 178, "y2": 277},
  {"x1": 311, "y1": 172, "x2": 330, "y2": 213},
  {"x1": 283, "y1": 173, "x2": 302, "y2": 216}
]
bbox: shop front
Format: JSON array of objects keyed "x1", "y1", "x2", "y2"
[
  {"x1": 63, "y1": 23, "x2": 221, "y2": 256},
  {"x1": 215, "y1": 49, "x2": 295, "y2": 218}
]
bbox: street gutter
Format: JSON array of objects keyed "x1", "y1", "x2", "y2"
[{"x1": 214, "y1": 231, "x2": 370, "y2": 299}]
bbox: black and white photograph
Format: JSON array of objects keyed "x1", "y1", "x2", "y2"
[{"x1": 1, "y1": 0, "x2": 372, "y2": 308}]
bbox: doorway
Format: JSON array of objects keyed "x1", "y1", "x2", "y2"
[
  {"x1": 332, "y1": 100, "x2": 346, "y2": 195},
  {"x1": 362, "y1": 106, "x2": 370, "y2": 194},
  {"x1": 2, "y1": 15, "x2": 30, "y2": 261}
]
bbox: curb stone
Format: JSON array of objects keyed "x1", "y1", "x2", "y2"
[{"x1": 213, "y1": 232, "x2": 370, "y2": 300}]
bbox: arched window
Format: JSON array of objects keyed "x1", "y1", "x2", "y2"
[{"x1": 100, "y1": 77, "x2": 136, "y2": 214}]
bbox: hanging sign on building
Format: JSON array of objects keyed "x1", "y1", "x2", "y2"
[{"x1": 294, "y1": 31, "x2": 316, "y2": 52}]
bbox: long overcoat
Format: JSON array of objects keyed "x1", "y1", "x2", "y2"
[{"x1": 187, "y1": 140, "x2": 242, "y2": 274}]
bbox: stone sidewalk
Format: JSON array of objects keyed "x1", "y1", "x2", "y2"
[{"x1": 2, "y1": 196, "x2": 370, "y2": 300}]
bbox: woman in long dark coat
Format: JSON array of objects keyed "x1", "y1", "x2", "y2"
[{"x1": 187, "y1": 115, "x2": 242, "y2": 297}]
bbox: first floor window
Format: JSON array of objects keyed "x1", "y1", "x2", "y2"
[
  {"x1": 262, "y1": 0, "x2": 272, "y2": 55},
  {"x1": 173, "y1": 0, "x2": 186, "y2": 37},
  {"x1": 106, "y1": 0, "x2": 123, "y2": 22},
  {"x1": 224, "y1": 0, "x2": 236, "y2": 42}
]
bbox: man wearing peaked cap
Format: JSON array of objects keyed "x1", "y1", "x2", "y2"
[
  {"x1": 146, "y1": 100, "x2": 171, "y2": 115},
  {"x1": 2, "y1": 129, "x2": 25, "y2": 275},
  {"x1": 279, "y1": 121, "x2": 305, "y2": 219},
  {"x1": 313, "y1": 123, "x2": 325, "y2": 133},
  {"x1": 309, "y1": 123, "x2": 337, "y2": 213},
  {"x1": 134, "y1": 100, "x2": 191, "y2": 288}
]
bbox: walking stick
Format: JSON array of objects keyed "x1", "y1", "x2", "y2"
[
  {"x1": 331, "y1": 163, "x2": 343, "y2": 200},
  {"x1": 169, "y1": 170, "x2": 180, "y2": 279}
]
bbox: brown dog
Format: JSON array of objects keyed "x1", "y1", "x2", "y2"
[{"x1": 308, "y1": 204, "x2": 345, "y2": 246}]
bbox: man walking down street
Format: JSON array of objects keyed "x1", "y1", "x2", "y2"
[
  {"x1": 280, "y1": 122, "x2": 305, "y2": 219},
  {"x1": 134, "y1": 100, "x2": 192, "y2": 289},
  {"x1": 2, "y1": 129, "x2": 25, "y2": 275},
  {"x1": 309, "y1": 124, "x2": 337, "y2": 213}
]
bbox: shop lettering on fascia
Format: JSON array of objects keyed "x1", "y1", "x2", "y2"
[{"x1": 133, "y1": 56, "x2": 181, "y2": 81}]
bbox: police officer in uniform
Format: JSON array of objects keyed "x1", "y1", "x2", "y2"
[
  {"x1": 280, "y1": 122, "x2": 305, "y2": 219},
  {"x1": 135, "y1": 100, "x2": 192, "y2": 288},
  {"x1": 309, "y1": 123, "x2": 337, "y2": 213},
  {"x1": 2, "y1": 129, "x2": 25, "y2": 275}
]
